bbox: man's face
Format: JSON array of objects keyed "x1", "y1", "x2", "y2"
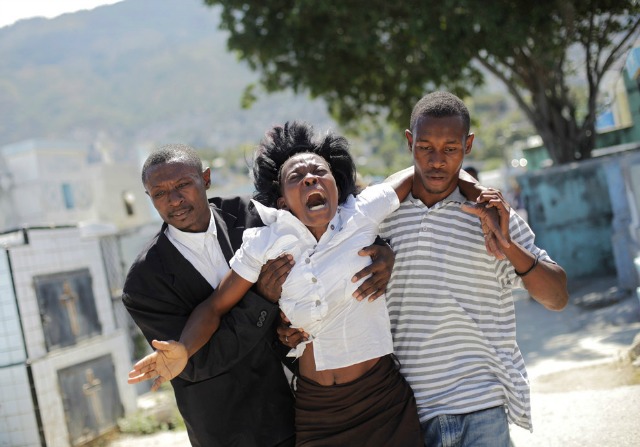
[
  {"x1": 406, "y1": 115, "x2": 474, "y2": 207},
  {"x1": 144, "y1": 160, "x2": 212, "y2": 233},
  {"x1": 277, "y1": 152, "x2": 339, "y2": 241}
]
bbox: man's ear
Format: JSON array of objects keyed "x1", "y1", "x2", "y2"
[
  {"x1": 276, "y1": 197, "x2": 288, "y2": 210},
  {"x1": 405, "y1": 129, "x2": 413, "y2": 153},
  {"x1": 203, "y1": 167, "x2": 212, "y2": 188},
  {"x1": 465, "y1": 134, "x2": 475, "y2": 155}
]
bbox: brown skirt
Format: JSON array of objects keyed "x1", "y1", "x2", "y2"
[{"x1": 294, "y1": 355, "x2": 423, "y2": 447}]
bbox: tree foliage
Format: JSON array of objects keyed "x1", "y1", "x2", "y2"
[{"x1": 204, "y1": 0, "x2": 640, "y2": 165}]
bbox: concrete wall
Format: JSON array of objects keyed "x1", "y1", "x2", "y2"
[{"x1": 517, "y1": 149, "x2": 640, "y2": 290}]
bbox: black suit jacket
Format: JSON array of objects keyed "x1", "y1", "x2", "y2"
[{"x1": 122, "y1": 196, "x2": 295, "y2": 447}]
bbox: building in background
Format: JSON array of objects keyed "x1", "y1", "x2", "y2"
[
  {"x1": 0, "y1": 139, "x2": 160, "y2": 446},
  {"x1": 0, "y1": 139, "x2": 153, "y2": 232},
  {"x1": 0, "y1": 226, "x2": 138, "y2": 446}
]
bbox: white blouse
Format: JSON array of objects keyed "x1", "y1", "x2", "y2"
[{"x1": 230, "y1": 183, "x2": 400, "y2": 370}]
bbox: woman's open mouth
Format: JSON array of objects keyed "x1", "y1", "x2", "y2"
[{"x1": 306, "y1": 191, "x2": 327, "y2": 211}]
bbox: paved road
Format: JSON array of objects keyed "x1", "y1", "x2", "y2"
[
  {"x1": 111, "y1": 277, "x2": 640, "y2": 446},
  {"x1": 510, "y1": 279, "x2": 640, "y2": 447}
]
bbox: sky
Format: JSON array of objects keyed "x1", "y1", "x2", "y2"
[{"x1": 0, "y1": 0, "x2": 123, "y2": 29}]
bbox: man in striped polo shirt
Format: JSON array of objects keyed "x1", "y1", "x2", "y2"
[{"x1": 379, "y1": 91, "x2": 569, "y2": 447}]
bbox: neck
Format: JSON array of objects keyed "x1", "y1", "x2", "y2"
[
  {"x1": 412, "y1": 184, "x2": 457, "y2": 208},
  {"x1": 308, "y1": 224, "x2": 328, "y2": 241}
]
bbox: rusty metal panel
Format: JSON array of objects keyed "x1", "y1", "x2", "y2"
[
  {"x1": 58, "y1": 355, "x2": 123, "y2": 446},
  {"x1": 33, "y1": 268, "x2": 102, "y2": 351}
]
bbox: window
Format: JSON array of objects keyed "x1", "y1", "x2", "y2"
[
  {"x1": 122, "y1": 191, "x2": 135, "y2": 216},
  {"x1": 62, "y1": 183, "x2": 74, "y2": 209}
]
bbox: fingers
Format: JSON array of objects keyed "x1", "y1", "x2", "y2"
[
  {"x1": 263, "y1": 254, "x2": 294, "y2": 283},
  {"x1": 255, "y1": 254, "x2": 294, "y2": 302},
  {"x1": 351, "y1": 263, "x2": 373, "y2": 284},
  {"x1": 461, "y1": 198, "x2": 512, "y2": 257},
  {"x1": 278, "y1": 327, "x2": 308, "y2": 348},
  {"x1": 128, "y1": 340, "x2": 181, "y2": 386},
  {"x1": 484, "y1": 232, "x2": 506, "y2": 260},
  {"x1": 151, "y1": 375, "x2": 168, "y2": 392},
  {"x1": 481, "y1": 206, "x2": 510, "y2": 249},
  {"x1": 151, "y1": 339, "x2": 175, "y2": 351},
  {"x1": 128, "y1": 359, "x2": 158, "y2": 384},
  {"x1": 353, "y1": 243, "x2": 393, "y2": 301},
  {"x1": 353, "y1": 274, "x2": 386, "y2": 301},
  {"x1": 128, "y1": 369, "x2": 154, "y2": 384},
  {"x1": 279, "y1": 310, "x2": 291, "y2": 325},
  {"x1": 130, "y1": 350, "x2": 159, "y2": 373},
  {"x1": 276, "y1": 312, "x2": 307, "y2": 348}
]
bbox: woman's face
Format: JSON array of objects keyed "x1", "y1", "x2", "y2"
[{"x1": 277, "y1": 152, "x2": 339, "y2": 241}]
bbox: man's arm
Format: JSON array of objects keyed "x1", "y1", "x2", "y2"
[{"x1": 465, "y1": 189, "x2": 569, "y2": 311}]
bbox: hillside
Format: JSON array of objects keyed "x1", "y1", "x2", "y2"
[{"x1": 0, "y1": 0, "x2": 335, "y2": 160}]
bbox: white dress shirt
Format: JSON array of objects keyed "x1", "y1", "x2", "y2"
[
  {"x1": 230, "y1": 183, "x2": 400, "y2": 371},
  {"x1": 165, "y1": 208, "x2": 230, "y2": 288}
]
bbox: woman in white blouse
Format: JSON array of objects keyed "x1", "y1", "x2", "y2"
[{"x1": 129, "y1": 121, "x2": 485, "y2": 446}]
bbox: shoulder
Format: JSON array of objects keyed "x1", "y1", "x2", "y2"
[
  {"x1": 209, "y1": 195, "x2": 263, "y2": 228},
  {"x1": 129, "y1": 230, "x2": 163, "y2": 267},
  {"x1": 124, "y1": 230, "x2": 172, "y2": 287}
]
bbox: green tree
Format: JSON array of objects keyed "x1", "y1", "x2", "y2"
[{"x1": 204, "y1": 0, "x2": 639, "y2": 165}]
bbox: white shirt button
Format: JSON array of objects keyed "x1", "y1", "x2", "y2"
[
  {"x1": 305, "y1": 258, "x2": 310, "y2": 264},
  {"x1": 311, "y1": 277, "x2": 317, "y2": 283}
]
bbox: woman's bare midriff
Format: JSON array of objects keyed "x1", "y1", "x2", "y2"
[{"x1": 298, "y1": 342, "x2": 381, "y2": 385}]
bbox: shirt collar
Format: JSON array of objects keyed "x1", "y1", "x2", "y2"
[
  {"x1": 166, "y1": 208, "x2": 217, "y2": 252},
  {"x1": 408, "y1": 187, "x2": 467, "y2": 210},
  {"x1": 250, "y1": 198, "x2": 346, "y2": 242}
]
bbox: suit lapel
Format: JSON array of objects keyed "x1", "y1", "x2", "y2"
[
  {"x1": 154, "y1": 224, "x2": 213, "y2": 299},
  {"x1": 155, "y1": 225, "x2": 192, "y2": 277},
  {"x1": 211, "y1": 204, "x2": 247, "y2": 264},
  {"x1": 212, "y1": 206, "x2": 234, "y2": 263}
]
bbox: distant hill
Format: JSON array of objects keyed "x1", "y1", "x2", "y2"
[{"x1": 0, "y1": 0, "x2": 335, "y2": 160}]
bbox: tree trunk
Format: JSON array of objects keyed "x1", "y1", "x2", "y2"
[{"x1": 528, "y1": 88, "x2": 594, "y2": 165}]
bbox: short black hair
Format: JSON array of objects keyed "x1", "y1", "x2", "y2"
[
  {"x1": 410, "y1": 91, "x2": 471, "y2": 135},
  {"x1": 252, "y1": 121, "x2": 357, "y2": 208},
  {"x1": 141, "y1": 144, "x2": 203, "y2": 185}
]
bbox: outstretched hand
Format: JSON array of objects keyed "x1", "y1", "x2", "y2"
[
  {"x1": 461, "y1": 188, "x2": 511, "y2": 259},
  {"x1": 128, "y1": 339, "x2": 188, "y2": 392}
]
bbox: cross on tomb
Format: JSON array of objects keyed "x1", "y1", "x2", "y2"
[
  {"x1": 82, "y1": 368, "x2": 105, "y2": 426},
  {"x1": 59, "y1": 280, "x2": 80, "y2": 336}
]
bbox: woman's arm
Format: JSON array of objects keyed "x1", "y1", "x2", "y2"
[
  {"x1": 385, "y1": 167, "x2": 479, "y2": 202},
  {"x1": 128, "y1": 270, "x2": 254, "y2": 390},
  {"x1": 384, "y1": 166, "x2": 413, "y2": 202},
  {"x1": 458, "y1": 168, "x2": 486, "y2": 201},
  {"x1": 180, "y1": 270, "x2": 254, "y2": 357}
]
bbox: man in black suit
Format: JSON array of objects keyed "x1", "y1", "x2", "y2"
[{"x1": 122, "y1": 144, "x2": 393, "y2": 446}]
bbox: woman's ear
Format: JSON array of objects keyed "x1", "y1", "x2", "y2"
[{"x1": 277, "y1": 197, "x2": 288, "y2": 210}]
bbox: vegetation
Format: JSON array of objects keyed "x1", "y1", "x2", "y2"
[
  {"x1": 204, "y1": 0, "x2": 640, "y2": 165},
  {"x1": 117, "y1": 384, "x2": 185, "y2": 435},
  {"x1": 0, "y1": 0, "x2": 334, "y2": 156}
]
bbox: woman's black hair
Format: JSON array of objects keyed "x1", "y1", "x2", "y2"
[{"x1": 252, "y1": 121, "x2": 357, "y2": 208}]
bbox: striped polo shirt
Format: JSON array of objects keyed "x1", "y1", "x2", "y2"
[{"x1": 379, "y1": 188, "x2": 551, "y2": 430}]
